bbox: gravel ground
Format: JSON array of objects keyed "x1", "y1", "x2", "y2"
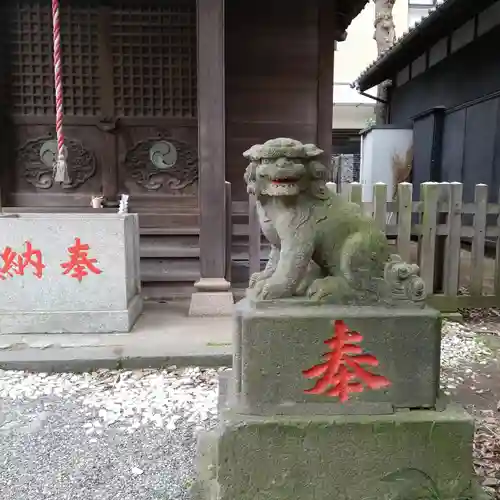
[
  {"x1": 0, "y1": 367, "x2": 221, "y2": 500},
  {"x1": 440, "y1": 320, "x2": 492, "y2": 394},
  {"x1": 0, "y1": 321, "x2": 496, "y2": 500}
]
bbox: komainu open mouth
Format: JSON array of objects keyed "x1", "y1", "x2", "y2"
[{"x1": 270, "y1": 177, "x2": 300, "y2": 185}]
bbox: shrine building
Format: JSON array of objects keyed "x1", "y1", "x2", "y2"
[{"x1": 0, "y1": 0, "x2": 368, "y2": 314}]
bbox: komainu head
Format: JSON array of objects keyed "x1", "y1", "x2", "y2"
[{"x1": 243, "y1": 138, "x2": 329, "y2": 199}]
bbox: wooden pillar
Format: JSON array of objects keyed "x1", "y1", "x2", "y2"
[
  {"x1": 189, "y1": 0, "x2": 233, "y2": 316},
  {"x1": 97, "y1": 5, "x2": 119, "y2": 203},
  {"x1": 316, "y1": 0, "x2": 335, "y2": 171}
]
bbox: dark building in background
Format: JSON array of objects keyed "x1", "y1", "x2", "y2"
[
  {"x1": 331, "y1": 129, "x2": 361, "y2": 184},
  {"x1": 354, "y1": 0, "x2": 500, "y2": 202}
]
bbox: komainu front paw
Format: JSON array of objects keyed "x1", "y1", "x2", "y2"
[
  {"x1": 255, "y1": 279, "x2": 293, "y2": 300},
  {"x1": 249, "y1": 271, "x2": 269, "y2": 288}
]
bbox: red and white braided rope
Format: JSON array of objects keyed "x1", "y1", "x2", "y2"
[{"x1": 51, "y1": 0, "x2": 68, "y2": 182}]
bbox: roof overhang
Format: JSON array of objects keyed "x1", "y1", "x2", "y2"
[
  {"x1": 334, "y1": 0, "x2": 370, "y2": 40},
  {"x1": 355, "y1": 0, "x2": 497, "y2": 91}
]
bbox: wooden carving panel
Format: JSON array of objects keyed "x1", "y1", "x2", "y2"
[
  {"x1": 111, "y1": 1, "x2": 197, "y2": 118},
  {"x1": 18, "y1": 133, "x2": 97, "y2": 190},
  {"x1": 119, "y1": 128, "x2": 198, "y2": 195},
  {"x1": 8, "y1": 0, "x2": 100, "y2": 116}
]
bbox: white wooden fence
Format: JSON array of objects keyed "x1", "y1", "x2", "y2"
[{"x1": 248, "y1": 182, "x2": 500, "y2": 311}]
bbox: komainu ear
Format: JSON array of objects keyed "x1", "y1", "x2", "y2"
[
  {"x1": 307, "y1": 160, "x2": 329, "y2": 200},
  {"x1": 308, "y1": 160, "x2": 328, "y2": 180},
  {"x1": 243, "y1": 144, "x2": 263, "y2": 161},
  {"x1": 303, "y1": 143, "x2": 324, "y2": 157},
  {"x1": 244, "y1": 161, "x2": 258, "y2": 189}
]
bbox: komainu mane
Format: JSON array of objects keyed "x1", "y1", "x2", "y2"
[{"x1": 243, "y1": 138, "x2": 425, "y2": 306}]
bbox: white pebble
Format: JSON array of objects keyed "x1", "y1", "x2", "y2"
[
  {"x1": 0, "y1": 367, "x2": 220, "y2": 434},
  {"x1": 440, "y1": 320, "x2": 492, "y2": 389}
]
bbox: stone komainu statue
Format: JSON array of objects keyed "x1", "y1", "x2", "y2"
[{"x1": 243, "y1": 138, "x2": 426, "y2": 306}]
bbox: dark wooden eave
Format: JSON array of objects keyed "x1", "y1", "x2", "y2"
[
  {"x1": 354, "y1": 0, "x2": 498, "y2": 91},
  {"x1": 335, "y1": 0, "x2": 370, "y2": 39}
]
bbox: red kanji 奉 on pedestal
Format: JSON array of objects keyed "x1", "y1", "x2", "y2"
[
  {"x1": 302, "y1": 320, "x2": 391, "y2": 403},
  {"x1": 61, "y1": 237, "x2": 102, "y2": 282}
]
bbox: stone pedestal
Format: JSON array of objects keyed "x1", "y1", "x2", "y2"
[
  {"x1": 192, "y1": 299, "x2": 482, "y2": 500},
  {"x1": 189, "y1": 278, "x2": 234, "y2": 317},
  {"x1": 195, "y1": 398, "x2": 476, "y2": 500},
  {"x1": 0, "y1": 213, "x2": 142, "y2": 334}
]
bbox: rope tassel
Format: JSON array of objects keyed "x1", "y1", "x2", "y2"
[
  {"x1": 51, "y1": 0, "x2": 70, "y2": 184},
  {"x1": 54, "y1": 149, "x2": 70, "y2": 184}
]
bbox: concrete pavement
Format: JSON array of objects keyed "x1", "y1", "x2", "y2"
[{"x1": 0, "y1": 302, "x2": 232, "y2": 372}]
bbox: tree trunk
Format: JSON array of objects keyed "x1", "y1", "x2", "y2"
[{"x1": 373, "y1": 0, "x2": 396, "y2": 125}]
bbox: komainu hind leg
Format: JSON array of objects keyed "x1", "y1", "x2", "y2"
[
  {"x1": 307, "y1": 229, "x2": 390, "y2": 304},
  {"x1": 306, "y1": 275, "x2": 356, "y2": 303}
]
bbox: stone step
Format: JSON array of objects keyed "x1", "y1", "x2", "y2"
[
  {"x1": 140, "y1": 258, "x2": 200, "y2": 282},
  {"x1": 139, "y1": 227, "x2": 200, "y2": 236},
  {"x1": 141, "y1": 283, "x2": 248, "y2": 301},
  {"x1": 141, "y1": 282, "x2": 196, "y2": 301},
  {"x1": 134, "y1": 222, "x2": 269, "y2": 300},
  {"x1": 140, "y1": 241, "x2": 200, "y2": 258}
]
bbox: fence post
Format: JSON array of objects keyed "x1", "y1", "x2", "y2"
[
  {"x1": 349, "y1": 182, "x2": 362, "y2": 207},
  {"x1": 326, "y1": 182, "x2": 337, "y2": 194},
  {"x1": 419, "y1": 182, "x2": 440, "y2": 293},
  {"x1": 373, "y1": 183, "x2": 387, "y2": 232},
  {"x1": 444, "y1": 182, "x2": 463, "y2": 297},
  {"x1": 470, "y1": 184, "x2": 488, "y2": 296},
  {"x1": 248, "y1": 193, "x2": 261, "y2": 277},
  {"x1": 433, "y1": 182, "x2": 449, "y2": 294},
  {"x1": 396, "y1": 182, "x2": 412, "y2": 262},
  {"x1": 224, "y1": 181, "x2": 232, "y2": 283}
]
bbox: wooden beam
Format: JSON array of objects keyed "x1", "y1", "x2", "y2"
[
  {"x1": 316, "y1": 0, "x2": 335, "y2": 169},
  {"x1": 196, "y1": 0, "x2": 227, "y2": 281},
  {"x1": 97, "y1": 5, "x2": 118, "y2": 200}
]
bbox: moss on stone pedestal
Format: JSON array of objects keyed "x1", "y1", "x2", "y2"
[{"x1": 193, "y1": 404, "x2": 478, "y2": 500}]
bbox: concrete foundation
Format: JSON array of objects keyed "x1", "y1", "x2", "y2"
[
  {"x1": 0, "y1": 213, "x2": 143, "y2": 334},
  {"x1": 193, "y1": 400, "x2": 477, "y2": 500}
]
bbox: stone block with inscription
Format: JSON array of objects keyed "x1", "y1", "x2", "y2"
[
  {"x1": 0, "y1": 213, "x2": 142, "y2": 334},
  {"x1": 234, "y1": 298, "x2": 441, "y2": 415}
]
